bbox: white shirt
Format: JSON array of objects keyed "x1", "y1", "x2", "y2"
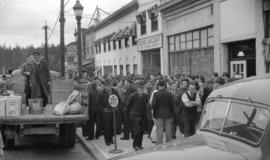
[{"x1": 182, "y1": 91, "x2": 202, "y2": 110}]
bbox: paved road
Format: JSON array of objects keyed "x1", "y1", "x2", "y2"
[{"x1": 1, "y1": 135, "x2": 94, "y2": 160}]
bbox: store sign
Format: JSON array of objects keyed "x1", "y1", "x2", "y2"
[{"x1": 137, "y1": 34, "x2": 162, "y2": 51}]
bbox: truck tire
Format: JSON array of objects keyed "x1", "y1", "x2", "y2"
[
  {"x1": 59, "y1": 124, "x2": 76, "y2": 148},
  {"x1": 2, "y1": 131, "x2": 15, "y2": 150}
]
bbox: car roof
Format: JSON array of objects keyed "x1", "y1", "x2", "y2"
[{"x1": 208, "y1": 74, "x2": 270, "y2": 106}]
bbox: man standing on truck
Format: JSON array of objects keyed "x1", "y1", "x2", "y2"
[
  {"x1": 21, "y1": 53, "x2": 34, "y2": 106},
  {"x1": 29, "y1": 52, "x2": 50, "y2": 107}
]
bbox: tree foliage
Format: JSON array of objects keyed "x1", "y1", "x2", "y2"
[{"x1": 0, "y1": 44, "x2": 61, "y2": 73}]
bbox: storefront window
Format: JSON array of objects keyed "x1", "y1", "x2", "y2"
[
  {"x1": 208, "y1": 27, "x2": 214, "y2": 46},
  {"x1": 133, "y1": 64, "x2": 138, "y2": 75},
  {"x1": 201, "y1": 29, "x2": 208, "y2": 48},
  {"x1": 175, "y1": 35, "x2": 180, "y2": 51},
  {"x1": 114, "y1": 65, "x2": 117, "y2": 76},
  {"x1": 120, "y1": 65, "x2": 123, "y2": 76},
  {"x1": 169, "y1": 36, "x2": 175, "y2": 51},
  {"x1": 193, "y1": 31, "x2": 200, "y2": 48},
  {"x1": 180, "y1": 34, "x2": 186, "y2": 50},
  {"x1": 126, "y1": 65, "x2": 130, "y2": 75},
  {"x1": 186, "y1": 32, "x2": 192, "y2": 49}
]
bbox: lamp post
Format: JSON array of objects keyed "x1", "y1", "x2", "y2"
[{"x1": 73, "y1": 0, "x2": 84, "y2": 79}]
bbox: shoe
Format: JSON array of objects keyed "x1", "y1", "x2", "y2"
[
  {"x1": 105, "y1": 142, "x2": 111, "y2": 146},
  {"x1": 134, "y1": 146, "x2": 140, "y2": 151},
  {"x1": 120, "y1": 137, "x2": 129, "y2": 140},
  {"x1": 110, "y1": 140, "x2": 114, "y2": 144},
  {"x1": 172, "y1": 135, "x2": 176, "y2": 139},
  {"x1": 152, "y1": 141, "x2": 156, "y2": 143},
  {"x1": 86, "y1": 137, "x2": 93, "y2": 140},
  {"x1": 138, "y1": 146, "x2": 144, "y2": 150}
]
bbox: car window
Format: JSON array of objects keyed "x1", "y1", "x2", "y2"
[
  {"x1": 200, "y1": 100, "x2": 229, "y2": 133},
  {"x1": 222, "y1": 102, "x2": 269, "y2": 144}
]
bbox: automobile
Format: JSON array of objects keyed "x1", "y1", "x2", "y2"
[{"x1": 111, "y1": 74, "x2": 270, "y2": 160}]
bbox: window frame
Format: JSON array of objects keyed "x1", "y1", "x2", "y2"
[
  {"x1": 125, "y1": 37, "x2": 129, "y2": 48},
  {"x1": 118, "y1": 39, "x2": 122, "y2": 49},
  {"x1": 151, "y1": 16, "x2": 158, "y2": 32},
  {"x1": 113, "y1": 40, "x2": 116, "y2": 50},
  {"x1": 108, "y1": 41, "x2": 111, "y2": 51}
]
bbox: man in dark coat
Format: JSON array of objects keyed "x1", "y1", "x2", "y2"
[
  {"x1": 121, "y1": 78, "x2": 137, "y2": 140},
  {"x1": 96, "y1": 80, "x2": 122, "y2": 146},
  {"x1": 29, "y1": 52, "x2": 50, "y2": 107},
  {"x1": 126, "y1": 80, "x2": 147, "y2": 150},
  {"x1": 152, "y1": 80, "x2": 174, "y2": 145},
  {"x1": 21, "y1": 53, "x2": 34, "y2": 106}
]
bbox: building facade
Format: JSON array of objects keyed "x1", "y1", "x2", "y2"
[
  {"x1": 160, "y1": 0, "x2": 215, "y2": 80},
  {"x1": 65, "y1": 42, "x2": 78, "y2": 79},
  {"x1": 94, "y1": 0, "x2": 139, "y2": 76},
  {"x1": 84, "y1": 26, "x2": 95, "y2": 76},
  {"x1": 136, "y1": 0, "x2": 164, "y2": 76},
  {"x1": 159, "y1": 0, "x2": 267, "y2": 80}
]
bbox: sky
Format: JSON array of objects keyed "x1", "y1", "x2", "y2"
[{"x1": 0, "y1": 0, "x2": 132, "y2": 48}]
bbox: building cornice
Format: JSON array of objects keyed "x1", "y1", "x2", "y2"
[
  {"x1": 159, "y1": 0, "x2": 211, "y2": 15},
  {"x1": 94, "y1": 0, "x2": 138, "y2": 31}
]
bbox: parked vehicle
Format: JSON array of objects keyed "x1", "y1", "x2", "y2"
[
  {"x1": 112, "y1": 74, "x2": 270, "y2": 160},
  {"x1": 0, "y1": 79, "x2": 89, "y2": 149}
]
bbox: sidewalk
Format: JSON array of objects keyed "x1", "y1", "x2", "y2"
[
  {"x1": 77, "y1": 128, "x2": 184, "y2": 160},
  {"x1": 77, "y1": 129, "x2": 155, "y2": 160}
]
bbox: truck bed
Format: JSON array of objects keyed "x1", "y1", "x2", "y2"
[{"x1": 0, "y1": 105, "x2": 88, "y2": 125}]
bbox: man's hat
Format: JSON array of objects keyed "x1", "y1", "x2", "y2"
[
  {"x1": 134, "y1": 80, "x2": 145, "y2": 88},
  {"x1": 214, "y1": 77, "x2": 225, "y2": 85},
  {"x1": 158, "y1": 80, "x2": 166, "y2": 87},
  {"x1": 33, "y1": 52, "x2": 40, "y2": 56}
]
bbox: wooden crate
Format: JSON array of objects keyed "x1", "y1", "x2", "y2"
[{"x1": 51, "y1": 79, "x2": 74, "y2": 106}]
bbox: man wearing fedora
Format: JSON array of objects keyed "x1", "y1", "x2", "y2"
[
  {"x1": 96, "y1": 79, "x2": 122, "y2": 146},
  {"x1": 29, "y1": 51, "x2": 50, "y2": 107},
  {"x1": 121, "y1": 77, "x2": 137, "y2": 140},
  {"x1": 152, "y1": 80, "x2": 174, "y2": 145},
  {"x1": 126, "y1": 80, "x2": 147, "y2": 150}
]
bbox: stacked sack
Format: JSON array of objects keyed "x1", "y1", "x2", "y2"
[{"x1": 53, "y1": 90, "x2": 83, "y2": 116}]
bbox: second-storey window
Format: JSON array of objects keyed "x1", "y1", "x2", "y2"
[
  {"x1": 125, "y1": 37, "x2": 129, "y2": 48},
  {"x1": 118, "y1": 39, "x2": 122, "y2": 49},
  {"x1": 103, "y1": 42, "x2": 106, "y2": 52},
  {"x1": 132, "y1": 36, "x2": 137, "y2": 46},
  {"x1": 113, "y1": 40, "x2": 116, "y2": 50},
  {"x1": 108, "y1": 41, "x2": 111, "y2": 51}
]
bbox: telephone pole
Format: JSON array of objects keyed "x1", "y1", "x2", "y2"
[
  {"x1": 42, "y1": 21, "x2": 49, "y2": 62},
  {"x1": 59, "y1": 0, "x2": 65, "y2": 77}
]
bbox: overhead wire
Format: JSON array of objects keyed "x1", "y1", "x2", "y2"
[{"x1": 48, "y1": 0, "x2": 71, "y2": 40}]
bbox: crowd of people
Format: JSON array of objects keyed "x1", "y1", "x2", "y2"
[{"x1": 82, "y1": 71, "x2": 241, "y2": 151}]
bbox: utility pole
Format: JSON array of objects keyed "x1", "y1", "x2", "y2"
[
  {"x1": 42, "y1": 21, "x2": 49, "y2": 62},
  {"x1": 59, "y1": 0, "x2": 65, "y2": 77}
]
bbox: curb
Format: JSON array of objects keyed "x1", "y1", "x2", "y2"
[{"x1": 76, "y1": 133, "x2": 106, "y2": 160}]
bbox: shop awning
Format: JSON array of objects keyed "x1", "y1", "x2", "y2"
[
  {"x1": 122, "y1": 24, "x2": 136, "y2": 37},
  {"x1": 111, "y1": 29, "x2": 123, "y2": 40}
]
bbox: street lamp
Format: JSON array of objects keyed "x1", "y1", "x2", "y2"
[{"x1": 73, "y1": 0, "x2": 84, "y2": 79}]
